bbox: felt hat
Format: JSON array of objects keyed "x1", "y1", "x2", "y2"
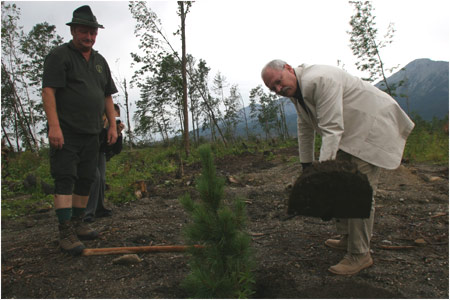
[{"x1": 66, "y1": 5, "x2": 104, "y2": 28}]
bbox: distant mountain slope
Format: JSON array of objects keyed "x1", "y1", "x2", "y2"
[{"x1": 375, "y1": 58, "x2": 449, "y2": 120}]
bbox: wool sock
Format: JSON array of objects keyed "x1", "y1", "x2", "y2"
[
  {"x1": 72, "y1": 207, "x2": 86, "y2": 218},
  {"x1": 56, "y1": 208, "x2": 72, "y2": 224}
]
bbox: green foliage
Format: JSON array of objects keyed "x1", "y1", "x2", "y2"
[
  {"x1": 1, "y1": 145, "x2": 181, "y2": 216},
  {"x1": 105, "y1": 146, "x2": 179, "y2": 204},
  {"x1": 179, "y1": 144, "x2": 255, "y2": 298},
  {"x1": 249, "y1": 85, "x2": 280, "y2": 140},
  {"x1": 1, "y1": 2, "x2": 64, "y2": 150},
  {"x1": 403, "y1": 114, "x2": 449, "y2": 163},
  {"x1": 2, "y1": 149, "x2": 53, "y2": 218},
  {"x1": 2, "y1": 193, "x2": 53, "y2": 219},
  {"x1": 348, "y1": 0, "x2": 396, "y2": 95}
]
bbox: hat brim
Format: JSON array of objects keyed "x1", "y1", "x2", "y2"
[{"x1": 66, "y1": 21, "x2": 104, "y2": 29}]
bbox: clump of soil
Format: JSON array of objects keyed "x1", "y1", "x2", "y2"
[
  {"x1": 1, "y1": 146, "x2": 448, "y2": 298},
  {"x1": 288, "y1": 160, "x2": 372, "y2": 220}
]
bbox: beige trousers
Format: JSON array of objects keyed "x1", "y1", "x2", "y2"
[{"x1": 335, "y1": 151, "x2": 381, "y2": 254}]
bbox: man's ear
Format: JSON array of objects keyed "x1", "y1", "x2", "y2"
[{"x1": 284, "y1": 64, "x2": 294, "y2": 74}]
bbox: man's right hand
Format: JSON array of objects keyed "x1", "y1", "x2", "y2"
[
  {"x1": 42, "y1": 87, "x2": 64, "y2": 149},
  {"x1": 48, "y1": 126, "x2": 64, "y2": 149}
]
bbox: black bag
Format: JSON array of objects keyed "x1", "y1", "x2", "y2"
[{"x1": 98, "y1": 128, "x2": 123, "y2": 161}]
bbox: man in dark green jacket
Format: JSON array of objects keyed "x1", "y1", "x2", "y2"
[{"x1": 42, "y1": 5, "x2": 118, "y2": 255}]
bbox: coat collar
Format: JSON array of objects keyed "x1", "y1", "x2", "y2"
[{"x1": 293, "y1": 65, "x2": 307, "y2": 87}]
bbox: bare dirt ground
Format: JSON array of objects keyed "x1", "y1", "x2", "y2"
[{"x1": 2, "y1": 146, "x2": 448, "y2": 298}]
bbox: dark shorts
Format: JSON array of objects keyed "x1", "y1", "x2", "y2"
[{"x1": 50, "y1": 133, "x2": 99, "y2": 196}]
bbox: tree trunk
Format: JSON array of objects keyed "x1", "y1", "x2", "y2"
[
  {"x1": 13, "y1": 113, "x2": 21, "y2": 152},
  {"x1": 196, "y1": 117, "x2": 200, "y2": 144},
  {"x1": 1, "y1": 124, "x2": 14, "y2": 150},
  {"x1": 190, "y1": 107, "x2": 197, "y2": 145},
  {"x1": 157, "y1": 123, "x2": 166, "y2": 144},
  {"x1": 2, "y1": 62, "x2": 38, "y2": 151},
  {"x1": 240, "y1": 95, "x2": 250, "y2": 140},
  {"x1": 140, "y1": 5, "x2": 227, "y2": 146},
  {"x1": 179, "y1": 1, "x2": 190, "y2": 157},
  {"x1": 123, "y1": 79, "x2": 133, "y2": 150}
]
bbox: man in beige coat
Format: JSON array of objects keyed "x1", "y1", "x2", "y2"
[{"x1": 261, "y1": 59, "x2": 414, "y2": 275}]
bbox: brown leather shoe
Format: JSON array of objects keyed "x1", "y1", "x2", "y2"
[
  {"x1": 325, "y1": 235, "x2": 348, "y2": 251},
  {"x1": 72, "y1": 216, "x2": 99, "y2": 240},
  {"x1": 58, "y1": 221, "x2": 85, "y2": 255},
  {"x1": 328, "y1": 252, "x2": 373, "y2": 275}
]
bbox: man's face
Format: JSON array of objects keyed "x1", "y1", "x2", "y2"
[
  {"x1": 262, "y1": 64, "x2": 298, "y2": 97},
  {"x1": 71, "y1": 25, "x2": 98, "y2": 52}
]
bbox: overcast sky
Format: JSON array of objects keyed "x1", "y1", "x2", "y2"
[{"x1": 10, "y1": 0, "x2": 450, "y2": 109}]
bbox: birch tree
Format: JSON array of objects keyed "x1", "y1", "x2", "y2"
[{"x1": 348, "y1": 0, "x2": 396, "y2": 95}]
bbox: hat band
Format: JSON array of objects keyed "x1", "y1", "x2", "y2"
[{"x1": 67, "y1": 17, "x2": 104, "y2": 28}]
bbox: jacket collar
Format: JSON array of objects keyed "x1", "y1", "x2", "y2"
[
  {"x1": 292, "y1": 65, "x2": 309, "y2": 115},
  {"x1": 293, "y1": 65, "x2": 306, "y2": 86}
]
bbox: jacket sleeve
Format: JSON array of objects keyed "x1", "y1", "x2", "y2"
[
  {"x1": 297, "y1": 111, "x2": 315, "y2": 163},
  {"x1": 313, "y1": 76, "x2": 345, "y2": 162}
]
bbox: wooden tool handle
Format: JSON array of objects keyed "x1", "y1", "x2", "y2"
[{"x1": 82, "y1": 245, "x2": 203, "y2": 256}]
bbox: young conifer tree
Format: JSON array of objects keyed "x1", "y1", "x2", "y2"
[{"x1": 179, "y1": 144, "x2": 255, "y2": 298}]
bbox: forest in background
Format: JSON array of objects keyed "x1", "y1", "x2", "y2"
[{"x1": 2, "y1": 1, "x2": 448, "y2": 152}]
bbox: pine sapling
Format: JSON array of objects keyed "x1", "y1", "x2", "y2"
[{"x1": 179, "y1": 144, "x2": 255, "y2": 298}]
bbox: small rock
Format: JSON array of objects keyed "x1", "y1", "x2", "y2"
[
  {"x1": 112, "y1": 254, "x2": 142, "y2": 265},
  {"x1": 135, "y1": 190, "x2": 142, "y2": 199},
  {"x1": 429, "y1": 176, "x2": 442, "y2": 182},
  {"x1": 381, "y1": 240, "x2": 392, "y2": 245},
  {"x1": 414, "y1": 238, "x2": 427, "y2": 246},
  {"x1": 228, "y1": 176, "x2": 240, "y2": 184}
]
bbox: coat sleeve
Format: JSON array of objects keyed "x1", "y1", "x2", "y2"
[
  {"x1": 297, "y1": 110, "x2": 315, "y2": 163},
  {"x1": 313, "y1": 76, "x2": 345, "y2": 162}
]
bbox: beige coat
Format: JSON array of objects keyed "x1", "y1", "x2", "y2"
[{"x1": 291, "y1": 64, "x2": 415, "y2": 170}]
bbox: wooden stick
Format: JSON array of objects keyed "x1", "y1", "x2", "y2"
[
  {"x1": 379, "y1": 245, "x2": 415, "y2": 250},
  {"x1": 82, "y1": 245, "x2": 203, "y2": 256}
]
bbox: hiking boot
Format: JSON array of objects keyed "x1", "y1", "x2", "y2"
[
  {"x1": 58, "y1": 221, "x2": 85, "y2": 256},
  {"x1": 72, "y1": 216, "x2": 99, "y2": 240},
  {"x1": 83, "y1": 215, "x2": 95, "y2": 223},
  {"x1": 325, "y1": 235, "x2": 348, "y2": 251},
  {"x1": 328, "y1": 252, "x2": 373, "y2": 275}
]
